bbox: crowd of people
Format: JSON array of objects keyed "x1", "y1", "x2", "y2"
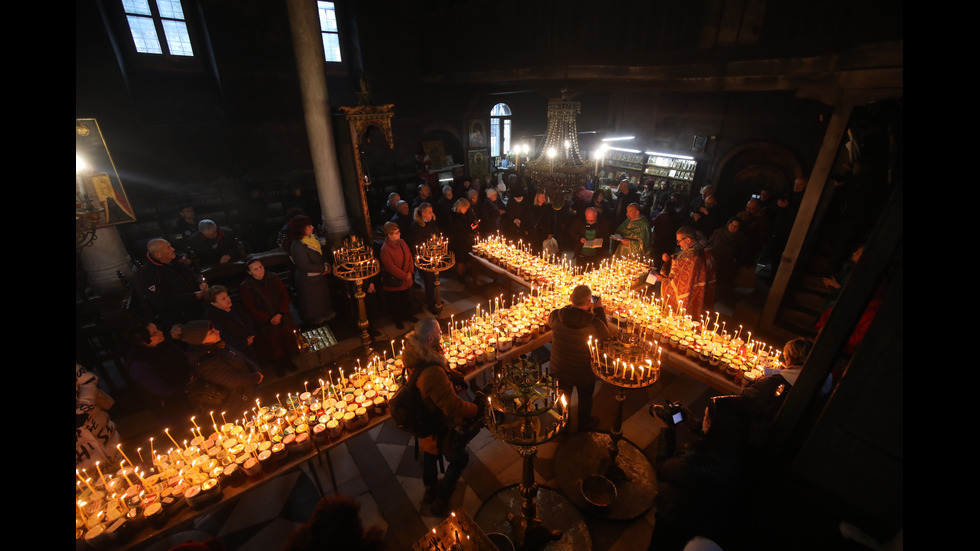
[
  {"x1": 79, "y1": 172, "x2": 864, "y2": 551},
  {"x1": 121, "y1": 175, "x2": 823, "y2": 428}
]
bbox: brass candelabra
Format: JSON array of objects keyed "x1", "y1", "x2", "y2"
[
  {"x1": 415, "y1": 235, "x2": 455, "y2": 316},
  {"x1": 589, "y1": 326, "x2": 661, "y2": 485},
  {"x1": 333, "y1": 235, "x2": 381, "y2": 353},
  {"x1": 484, "y1": 354, "x2": 567, "y2": 550}
]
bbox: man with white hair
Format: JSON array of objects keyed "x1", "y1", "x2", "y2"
[
  {"x1": 141, "y1": 238, "x2": 208, "y2": 329},
  {"x1": 186, "y1": 219, "x2": 242, "y2": 266}
]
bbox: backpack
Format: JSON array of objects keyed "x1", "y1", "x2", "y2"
[{"x1": 389, "y1": 363, "x2": 447, "y2": 438}]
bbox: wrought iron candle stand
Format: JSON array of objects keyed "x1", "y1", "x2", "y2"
[
  {"x1": 415, "y1": 234, "x2": 455, "y2": 316},
  {"x1": 482, "y1": 354, "x2": 572, "y2": 550},
  {"x1": 590, "y1": 323, "x2": 661, "y2": 482},
  {"x1": 333, "y1": 235, "x2": 380, "y2": 353},
  {"x1": 552, "y1": 319, "x2": 661, "y2": 520}
]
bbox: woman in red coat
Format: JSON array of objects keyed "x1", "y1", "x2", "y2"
[
  {"x1": 380, "y1": 222, "x2": 417, "y2": 329},
  {"x1": 239, "y1": 257, "x2": 298, "y2": 375}
]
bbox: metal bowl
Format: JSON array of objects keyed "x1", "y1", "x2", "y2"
[
  {"x1": 581, "y1": 474, "x2": 617, "y2": 510},
  {"x1": 486, "y1": 532, "x2": 515, "y2": 551}
]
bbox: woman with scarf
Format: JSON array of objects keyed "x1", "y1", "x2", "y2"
[{"x1": 288, "y1": 215, "x2": 336, "y2": 327}]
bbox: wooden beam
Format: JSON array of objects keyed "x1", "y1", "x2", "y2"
[{"x1": 760, "y1": 102, "x2": 852, "y2": 333}]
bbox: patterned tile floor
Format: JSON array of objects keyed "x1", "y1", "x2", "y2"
[{"x1": 137, "y1": 369, "x2": 699, "y2": 551}]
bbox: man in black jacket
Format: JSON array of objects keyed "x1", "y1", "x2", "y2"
[
  {"x1": 141, "y1": 238, "x2": 208, "y2": 330},
  {"x1": 548, "y1": 285, "x2": 610, "y2": 431}
]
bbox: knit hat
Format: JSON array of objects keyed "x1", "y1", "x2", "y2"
[{"x1": 178, "y1": 320, "x2": 213, "y2": 345}]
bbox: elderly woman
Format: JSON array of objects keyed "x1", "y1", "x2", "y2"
[
  {"x1": 380, "y1": 221, "x2": 417, "y2": 329},
  {"x1": 288, "y1": 215, "x2": 336, "y2": 327},
  {"x1": 479, "y1": 188, "x2": 504, "y2": 236},
  {"x1": 204, "y1": 284, "x2": 256, "y2": 357},
  {"x1": 450, "y1": 198, "x2": 479, "y2": 283},
  {"x1": 239, "y1": 257, "x2": 298, "y2": 375},
  {"x1": 435, "y1": 185, "x2": 454, "y2": 225},
  {"x1": 410, "y1": 203, "x2": 440, "y2": 314}
]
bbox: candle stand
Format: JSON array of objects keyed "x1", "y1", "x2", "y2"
[
  {"x1": 552, "y1": 324, "x2": 661, "y2": 520},
  {"x1": 478, "y1": 355, "x2": 589, "y2": 551},
  {"x1": 333, "y1": 235, "x2": 380, "y2": 354},
  {"x1": 415, "y1": 235, "x2": 455, "y2": 316}
]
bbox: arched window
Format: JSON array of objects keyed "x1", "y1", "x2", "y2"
[{"x1": 490, "y1": 103, "x2": 511, "y2": 158}]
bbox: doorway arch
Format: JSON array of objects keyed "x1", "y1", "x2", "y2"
[{"x1": 715, "y1": 142, "x2": 802, "y2": 212}]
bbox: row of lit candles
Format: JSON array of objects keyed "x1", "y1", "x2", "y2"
[{"x1": 477, "y1": 239, "x2": 782, "y2": 370}]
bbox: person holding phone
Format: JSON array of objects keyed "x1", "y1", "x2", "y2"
[
  {"x1": 648, "y1": 395, "x2": 751, "y2": 550},
  {"x1": 548, "y1": 284, "x2": 610, "y2": 431}
]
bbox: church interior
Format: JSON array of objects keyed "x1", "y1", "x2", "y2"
[{"x1": 75, "y1": 1, "x2": 903, "y2": 550}]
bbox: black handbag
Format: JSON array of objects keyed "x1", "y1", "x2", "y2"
[{"x1": 186, "y1": 377, "x2": 228, "y2": 408}]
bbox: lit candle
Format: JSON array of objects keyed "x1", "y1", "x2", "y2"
[{"x1": 77, "y1": 469, "x2": 98, "y2": 495}]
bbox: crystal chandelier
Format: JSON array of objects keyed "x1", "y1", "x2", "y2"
[{"x1": 524, "y1": 92, "x2": 592, "y2": 208}]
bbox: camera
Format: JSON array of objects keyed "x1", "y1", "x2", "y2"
[{"x1": 650, "y1": 400, "x2": 686, "y2": 426}]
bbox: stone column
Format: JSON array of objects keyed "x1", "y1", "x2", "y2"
[
  {"x1": 285, "y1": 0, "x2": 350, "y2": 242},
  {"x1": 77, "y1": 226, "x2": 133, "y2": 298}
]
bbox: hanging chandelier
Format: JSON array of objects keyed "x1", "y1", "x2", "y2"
[{"x1": 524, "y1": 92, "x2": 592, "y2": 208}]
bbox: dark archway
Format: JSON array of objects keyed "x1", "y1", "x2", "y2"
[{"x1": 714, "y1": 142, "x2": 802, "y2": 216}]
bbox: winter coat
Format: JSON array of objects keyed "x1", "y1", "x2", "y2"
[
  {"x1": 140, "y1": 253, "x2": 204, "y2": 329},
  {"x1": 290, "y1": 237, "x2": 333, "y2": 323},
  {"x1": 449, "y1": 211, "x2": 477, "y2": 257},
  {"x1": 205, "y1": 304, "x2": 256, "y2": 356},
  {"x1": 401, "y1": 330, "x2": 478, "y2": 455},
  {"x1": 409, "y1": 216, "x2": 440, "y2": 250},
  {"x1": 380, "y1": 238, "x2": 414, "y2": 291},
  {"x1": 548, "y1": 305, "x2": 609, "y2": 387},
  {"x1": 187, "y1": 342, "x2": 261, "y2": 409},
  {"x1": 239, "y1": 272, "x2": 296, "y2": 361}
]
